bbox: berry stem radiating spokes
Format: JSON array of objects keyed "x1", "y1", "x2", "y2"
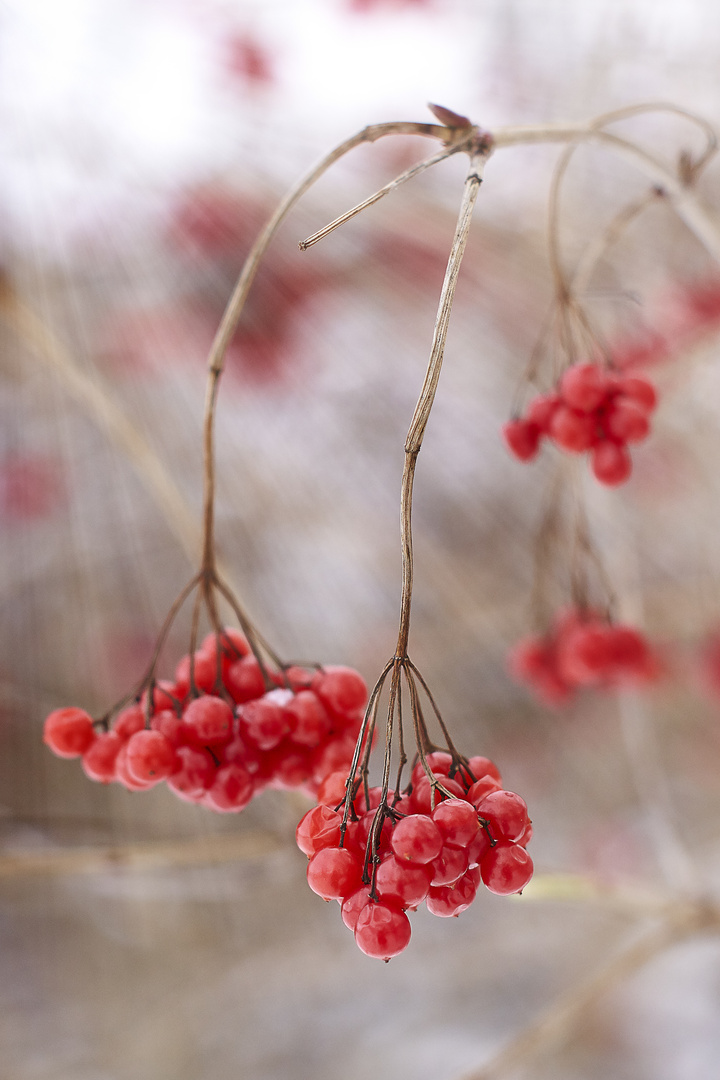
[{"x1": 337, "y1": 150, "x2": 491, "y2": 879}]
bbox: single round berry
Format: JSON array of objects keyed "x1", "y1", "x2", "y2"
[
  {"x1": 605, "y1": 399, "x2": 650, "y2": 444},
  {"x1": 82, "y1": 731, "x2": 122, "y2": 782},
  {"x1": 476, "y1": 790, "x2": 530, "y2": 843},
  {"x1": 617, "y1": 375, "x2": 657, "y2": 413},
  {"x1": 549, "y1": 405, "x2": 597, "y2": 452},
  {"x1": 126, "y1": 729, "x2": 177, "y2": 782},
  {"x1": 306, "y1": 847, "x2": 363, "y2": 901},
  {"x1": 426, "y1": 867, "x2": 480, "y2": 917},
  {"x1": 591, "y1": 440, "x2": 632, "y2": 485},
  {"x1": 225, "y1": 656, "x2": 267, "y2": 704},
  {"x1": 354, "y1": 902, "x2": 411, "y2": 960},
  {"x1": 44, "y1": 707, "x2": 96, "y2": 758},
  {"x1": 112, "y1": 704, "x2": 146, "y2": 740},
  {"x1": 311, "y1": 666, "x2": 367, "y2": 725},
  {"x1": 341, "y1": 887, "x2": 371, "y2": 932},
  {"x1": 166, "y1": 746, "x2": 216, "y2": 800},
  {"x1": 183, "y1": 696, "x2": 234, "y2": 744},
  {"x1": 286, "y1": 690, "x2": 332, "y2": 747},
  {"x1": 238, "y1": 690, "x2": 291, "y2": 749},
  {"x1": 374, "y1": 855, "x2": 432, "y2": 908},
  {"x1": 480, "y1": 841, "x2": 534, "y2": 895},
  {"x1": 391, "y1": 814, "x2": 444, "y2": 865},
  {"x1": 430, "y1": 843, "x2": 470, "y2": 887},
  {"x1": 432, "y1": 798, "x2": 480, "y2": 848},
  {"x1": 204, "y1": 763, "x2": 255, "y2": 812},
  {"x1": 296, "y1": 804, "x2": 343, "y2": 857},
  {"x1": 559, "y1": 362, "x2": 608, "y2": 412},
  {"x1": 502, "y1": 418, "x2": 541, "y2": 462}
]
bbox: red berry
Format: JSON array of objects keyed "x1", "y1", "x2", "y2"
[
  {"x1": 306, "y1": 847, "x2": 363, "y2": 901},
  {"x1": 391, "y1": 814, "x2": 444, "y2": 865},
  {"x1": 115, "y1": 742, "x2": 157, "y2": 790},
  {"x1": 591, "y1": 439, "x2": 632, "y2": 485},
  {"x1": 354, "y1": 902, "x2": 411, "y2": 960},
  {"x1": 476, "y1": 790, "x2": 530, "y2": 843},
  {"x1": 502, "y1": 418, "x2": 541, "y2": 462},
  {"x1": 430, "y1": 843, "x2": 469, "y2": 887},
  {"x1": 310, "y1": 666, "x2": 367, "y2": 725},
  {"x1": 466, "y1": 776, "x2": 502, "y2": 806},
  {"x1": 431, "y1": 798, "x2": 480, "y2": 848},
  {"x1": 410, "y1": 752, "x2": 453, "y2": 787},
  {"x1": 43, "y1": 707, "x2": 96, "y2": 758},
  {"x1": 526, "y1": 393, "x2": 561, "y2": 432},
  {"x1": 605, "y1": 399, "x2": 650, "y2": 444},
  {"x1": 150, "y1": 709, "x2": 186, "y2": 746},
  {"x1": 82, "y1": 731, "x2": 122, "y2": 782},
  {"x1": 296, "y1": 805, "x2": 343, "y2": 856},
  {"x1": 112, "y1": 704, "x2": 145, "y2": 740},
  {"x1": 166, "y1": 746, "x2": 216, "y2": 800},
  {"x1": 316, "y1": 769, "x2": 351, "y2": 807},
  {"x1": 175, "y1": 651, "x2": 219, "y2": 697},
  {"x1": 556, "y1": 622, "x2": 613, "y2": 685},
  {"x1": 204, "y1": 763, "x2": 255, "y2": 812},
  {"x1": 238, "y1": 689, "x2": 291, "y2": 749},
  {"x1": 617, "y1": 375, "x2": 657, "y2": 413},
  {"x1": 480, "y1": 841, "x2": 534, "y2": 895},
  {"x1": 141, "y1": 680, "x2": 181, "y2": 713},
  {"x1": 559, "y1": 362, "x2": 608, "y2": 412},
  {"x1": 374, "y1": 855, "x2": 432, "y2": 908},
  {"x1": 183, "y1": 696, "x2": 234, "y2": 744},
  {"x1": 426, "y1": 867, "x2": 480, "y2": 917},
  {"x1": 286, "y1": 690, "x2": 332, "y2": 747},
  {"x1": 341, "y1": 887, "x2": 371, "y2": 931},
  {"x1": 409, "y1": 775, "x2": 465, "y2": 815},
  {"x1": 225, "y1": 655, "x2": 267, "y2": 703},
  {"x1": 126, "y1": 729, "x2": 178, "y2": 782},
  {"x1": 549, "y1": 404, "x2": 597, "y2": 452},
  {"x1": 465, "y1": 755, "x2": 502, "y2": 785}
]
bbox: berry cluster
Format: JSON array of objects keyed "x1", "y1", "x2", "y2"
[
  {"x1": 508, "y1": 609, "x2": 660, "y2": 706},
  {"x1": 503, "y1": 363, "x2": 657, "y2": 485},
  {"x1": 43, "y1": 629, "x2": 369, "y2": 809},
  {"x1": 296, "y1": 751, "x2": 533, "y2": 961}
]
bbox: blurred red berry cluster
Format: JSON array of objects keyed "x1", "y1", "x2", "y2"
[
  {"x1": 503, "y1": 363, "x2": 657, "y2": 485},
  {"x1": 508, "y1": 609, "x2": 660, "y2": 706}
]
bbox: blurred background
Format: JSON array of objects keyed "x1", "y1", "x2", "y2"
[{"x1": 3, "y1": 1, "x2": 720, "y2": 1078}]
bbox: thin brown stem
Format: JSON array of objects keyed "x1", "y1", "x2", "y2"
[{"x1": 396, "y1": 151, "x2": 489, "y2": 657}]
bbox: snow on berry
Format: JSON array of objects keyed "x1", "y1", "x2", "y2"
[{"x1": 502, "y1": 362, "x2": 657, "y2": 486}]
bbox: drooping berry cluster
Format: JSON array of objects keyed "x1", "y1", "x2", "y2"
[
  {"x1": 43, "y1": 629, "x2": 369, "y2": 809},
  {"x1": 296, "y1": 751, "x2": 533, "y2": 961},
  {"x1": 508, "y1": 609, "x2": 660, "y2": 706},
  {"x1": 503, "y1": 363, "x2": 657, "y2": 485}
]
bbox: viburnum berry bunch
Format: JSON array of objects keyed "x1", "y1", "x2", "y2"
[
  {"x1": 44, "y1": 628, "x2": 370, "y2": 808},
  {"x1": 508, "y1": 608, "x2": 660, "y2": 706},
  {"x1": 503, "y1": 362, "x2": 657, "y2": 485},
  {"x1": 296, "y1": 750, "x2": 533, "y2": 960}
]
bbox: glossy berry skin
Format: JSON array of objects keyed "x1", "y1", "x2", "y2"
[
  {"x1": 391, "y1": 814, "x2": 444, "y2": 865},
  {"x1": 426, "y1": 867, "x2": 480, "y2": 917},
  {"x1": 354, "y1": 902, "x2": 411, "y2": 960},
  {"x1": 126, "y1": 730, "x2": 178, "y2": 782},
  {"x1": 166, "y1": 746, "x2": 216, "y2": 800},
  {"x1": 374, "y1": 856, "x2": 432, "y2": 908},
  {"x1": 430, "y1": 843, "x2": 469, "y2": 887},
  {"x1": 341, "y1": 887, "x2": 371, "y2": 931},
  {"x1": 306, "y1": 847, "x2": 363, "y2": 901},
  {"x1": 476, "y1": 790, "x2": 530, "y2": 843},
  {"x1": 549, "y1": 405, "x2": 596, "y2": 452},
  {"x1": 44, "y1": 708, "x2": 96, "y2": 758},
  {"x1": 224, "y1": 656, "x2": 266, "y2": 704},
  {"x1": 605, "y1": 399, "x2": 650, "y2": 443},
  {"x1": 432, "y1": 798, "x2": 480, "y2": 848},
  {"x1": 480, "y1": 842, "x2": 534, "y2": 895},
  {"x1": 295, "y1": 805, "x2": 343, "y2": 856},
  {"x1": 286, "y1": 690, "x2": 332, "y2": 747}
]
